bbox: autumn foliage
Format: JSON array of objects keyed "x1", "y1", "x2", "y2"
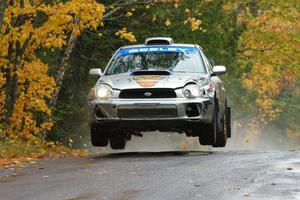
[
  {"x1": 0, "y1": 0, "x2": 105, "y2": 142},
  {"x1": 229, "y1": 0, "x2": 300, "y2": 123}
]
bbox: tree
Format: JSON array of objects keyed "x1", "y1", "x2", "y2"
[
  {"x1": 219, "y1": 0, "x2": 300, "y2": 147},
  {"x1": 225, "y1": 0, "x2": 300, "y2": 128},
  {"x1": 0, "y1": 0, "x2": 105, "y2": 142}
]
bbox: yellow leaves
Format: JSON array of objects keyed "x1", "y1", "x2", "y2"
[
  {"x1": 125, "y1": 12, "x2": 133, "y2": 17},
  {"x1": 255, "y1": 97, "x2": 281, "y2": 123},
  {"x1": 115, "y1": 28, "x2": 137, "y2": 43},
  {"x1": 237, "y1": 1, "x2": 300, "y2": 124},
  {"x1": 184, "y1": 17, "x2": 202, "y2": 31},
  {"x1": 34, "y1": 0, "x2": 105, "y2": 48},
  {"x1": 44, "y1": 42, "x2": 51, "y2": 49},
  {"x1": 223, "y1": 2, "x2": 234, "y2": 12},
  {"x1": 165, "y1": 18, "x2": 171, "y2": 27},
  {"x1": 8, "y1": 60, "x2": 56, "y2": 138},
  {"x1": 152, "y1": 15, "x2": 157, "y2": 23},
  {"x1": 0, "y1": 0, "x2": 106, "y2": 141}
]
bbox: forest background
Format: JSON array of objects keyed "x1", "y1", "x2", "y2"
[{"x1": 0, "y1": 0, "x2": 299, "y2": 161}]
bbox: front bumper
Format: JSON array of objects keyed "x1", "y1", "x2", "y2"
[{"x1": 88, "y1": 97, "x2": 214, "y2": 124}]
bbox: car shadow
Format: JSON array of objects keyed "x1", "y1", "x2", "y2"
[{"x1": 90, "y1": 150, "x2": 214, "y2": 160}]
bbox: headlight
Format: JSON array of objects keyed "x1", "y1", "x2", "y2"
[
  {"x1": 94, "y1": 84, "x2": 113, "y2": 99},
  {"x1": 183, "y1": 84, "x2": 201, "y2": 98}
]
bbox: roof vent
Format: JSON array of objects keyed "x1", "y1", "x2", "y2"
[{"x1": 145, "y1": 37, "x2": 173, "y2": 45}]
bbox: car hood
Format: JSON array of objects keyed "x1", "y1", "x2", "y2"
[{"x1": 98, "y1": 72, "x2": 209, "y2": 90}]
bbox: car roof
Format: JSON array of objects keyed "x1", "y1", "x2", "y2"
[{"x1": 119, "y1": 43, "x2": 202, "y2": 50}]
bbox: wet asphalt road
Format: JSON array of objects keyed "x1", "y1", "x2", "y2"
[{"x1": 1, "y1": 150, "x2": 300, "y2": 200}]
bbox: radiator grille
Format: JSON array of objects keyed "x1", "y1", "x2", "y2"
[{"x1": 119, "y1": 88, "x2": 176, "y2": 99}]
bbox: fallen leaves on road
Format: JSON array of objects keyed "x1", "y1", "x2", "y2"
[
  {"x1": 234, "y1": 187, "x2": 240, "y2": 191},
  {"x1": 256, "y1": 161, "x2": 263, "y2": 165},
  {"x1": 81, "y1": 168, "x2": 112, "y2": 175}
]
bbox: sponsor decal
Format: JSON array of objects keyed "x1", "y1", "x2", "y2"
[
  {"x1": 116, "y1": 46, "x2": 197, "y2": 56},
  {"x1": 133, "y1": 75, "x2": 167, "y2": 87}
]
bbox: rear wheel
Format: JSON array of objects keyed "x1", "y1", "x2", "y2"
[
  {"x1": 212, "y1": 107, "x2": 228, "y2": 148},
  {"x1": 90, "y1": 124, "x2": 109, "y2": 147},
  {"x1": 225, "y1": 107, "x2": 231, "y2": 138}
]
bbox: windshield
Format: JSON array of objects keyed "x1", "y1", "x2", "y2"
[{"x1": 105, "y1": 46, "x2": 206, "y2": 75}]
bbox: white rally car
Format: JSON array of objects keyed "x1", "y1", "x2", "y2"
[{"x1": 88, "y1": 37, "x2": 231, "y2": 149}]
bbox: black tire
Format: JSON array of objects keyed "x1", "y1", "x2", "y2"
[
  {"x1": 198, "y1": 124, "x2": 215, "y2": 145},
  {"x1": 90, "y1": 124, "x2": 109, "y2": 147},
  {"x1": 212, "y1": 108, "x2": 227, "y2": 148},
  {"x1": 198, "y1": 104, "x2": 218, "y2": 145},
  {"x1": 226, "y1": 107, "x2": 231, "y2": 138},
  {"x1": 110, "y1": 134, "x2": 126, "y2": 149}
]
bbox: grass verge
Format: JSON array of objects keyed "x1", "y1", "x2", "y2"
[{"x1": 0, "y1": 139, "x2": 87, "y2": 168}]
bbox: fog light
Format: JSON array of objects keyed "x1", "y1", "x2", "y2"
[{"x1": 185, "y1": 104, "x2": 200, "y2": 117}]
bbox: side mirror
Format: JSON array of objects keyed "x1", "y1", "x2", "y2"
[
  {"x1": 89, "y1": 68, "x2": 103, "y2": 77},
  {"x1": 212, "y1": 66, "x2": 226, "y2": 75}
]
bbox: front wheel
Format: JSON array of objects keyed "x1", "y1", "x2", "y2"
[
  {"x1": 90, "y1": 124, "x2": 109, "y2": 147},
  {"x1": 198, "y1": 104, "x2": 218, "y2": 146},
  {"x1": 110, "y1": 133, "x2": 127, "y2": 149}
]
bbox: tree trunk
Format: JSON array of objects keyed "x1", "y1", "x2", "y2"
[
  {"x1": 4, "y1": 42, "x2": 13, "y2": 124},
  {"x1": 50, "y1": 32, "x2": 77, "y2": 108}
]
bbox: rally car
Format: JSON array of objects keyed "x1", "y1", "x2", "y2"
[{"x1": 88, "y1": 37, "x2": 231, "y2": 149}]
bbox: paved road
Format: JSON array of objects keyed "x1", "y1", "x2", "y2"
[{"x1": 1, "y1": 150, "x2": 300, "y2": 200}]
